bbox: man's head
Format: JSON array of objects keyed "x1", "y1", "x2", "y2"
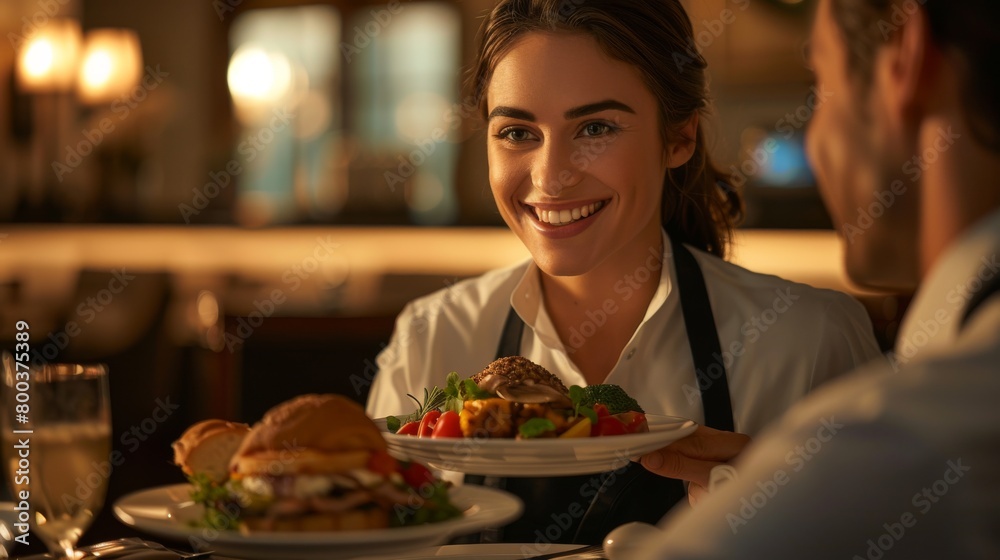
[{"x1": 806, "y1": 0, "x2": 1000, "y2": 290}]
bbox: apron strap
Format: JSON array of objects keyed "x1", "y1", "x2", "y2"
[
  {"x1": 495, "y1": 297, "x2": 525, "y2": 360},
  {"x1": 669, "y1": 236, "x2": 735, "y2": 431}
]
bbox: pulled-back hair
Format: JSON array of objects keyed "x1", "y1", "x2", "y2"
[
  {"x1": 469, "y1": 0, "x2": 743, "y2": 258},
  {"x1": 831, "y1": 0, "x2": 1000, "y2": 151}
]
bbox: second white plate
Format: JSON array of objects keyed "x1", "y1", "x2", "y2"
[
  {"x1": 113, "y1": 483, "x2": 523, "y2": 560},
  {"x1": 377, "y1": 414, "x2": 698, "y2": 476}
]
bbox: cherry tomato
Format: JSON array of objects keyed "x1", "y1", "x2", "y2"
[
  {"x1": 430, "y1": 410, "x2": 462, "y2": 438},
  {"x1": 401, "y1": 461, "x2": 436, "y2": 489},
  {"x1": 593, "y1": 404, "x2": 611, "y2": 418},
  {"x1": 417, "y1": 410, "x2": 442, "y2": 438},
  {"x1": 396, "y1": 421, "x2": 420, "y2": 436},
  {"x1": 592, "y1": 415, "x2": 628, "y2": 436},
  {"x1": 366, "y1": 450, "x2": 399, "y2": 476},
  {"x1": 614, "y1": 412, "x2": 649, "y2": 434}
]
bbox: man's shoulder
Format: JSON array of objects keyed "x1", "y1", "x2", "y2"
[{"x1": 784, "y1": 342, "x2": 1000, "y2": 444}]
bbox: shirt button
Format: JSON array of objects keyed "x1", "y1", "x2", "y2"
[{"x1": 626, "y1": 348, "x2": 636, "y2": 360}]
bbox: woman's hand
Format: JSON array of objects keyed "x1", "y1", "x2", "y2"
[{"x1": 639, "y1": 426, "x2": 752, "y2": 506}]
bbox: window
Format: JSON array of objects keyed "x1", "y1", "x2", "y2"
[
  {"x1": 227, "y1": 2, "x2": 462, "y2": 226},
  {"x1": 228, "y1": 5, "x2": 341, "y2": 226}
]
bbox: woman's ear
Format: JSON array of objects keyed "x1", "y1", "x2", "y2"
[{"x1": 664, "y1": 113, "x2": 699, "y2": 169}]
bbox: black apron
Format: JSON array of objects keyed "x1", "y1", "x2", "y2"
[{"x1": 463, "y1": 237, "x2": 735, "y2": 545}]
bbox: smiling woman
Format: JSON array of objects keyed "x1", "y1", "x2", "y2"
[
  {"x1": 484, "y1": 33, "x2": 683, "y2": 278},
  {"x1": 366, "y1": 0, "x2": 883, "y2": 547},
  {"x1": 472, "y1": 4, "x2": 742, "y2": 264}
]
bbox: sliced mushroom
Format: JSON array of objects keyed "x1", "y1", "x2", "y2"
[{"x1": 472, "y1": 357, "x2": 572, "y2": 408}]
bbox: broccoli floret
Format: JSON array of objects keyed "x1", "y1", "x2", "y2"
[{"x1": 581, "y1": 384, "x2": 644, "y2": 415}]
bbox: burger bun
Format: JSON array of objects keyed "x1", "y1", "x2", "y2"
[
  {"x1": 173, "y1": 419, "x2": 251, "y2": 484},
  {"x1": 231, "y1": 394, "x2": 386, "y2": 476}
]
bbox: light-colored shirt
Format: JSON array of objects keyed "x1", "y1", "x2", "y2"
[
  {"x1": 366, "y1": 231, "x2": 883, "y2": 438},
  {"x1": 637, "y1": 210, "x2": 1000, "y2": 559}
]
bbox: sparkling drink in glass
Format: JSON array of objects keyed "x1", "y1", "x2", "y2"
[{"x1": 2, "y1": 352, "x2": 111, "y2": 559}]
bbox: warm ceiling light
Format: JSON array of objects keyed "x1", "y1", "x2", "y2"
[
  {"x1": 77, "y1": 29, "x2": 143, "y2": 104},
  {"x1": 16, "y1": 19, "x2": 81, "y2": 92},
  {"x1": 227, "y1": 45, "x2": 291, "y2": 105},
  {"x1": 23, "y1": 39, "x2": 55, "y2": 78},
  {"x1": 82, "y1": 50, "x2": 113, "y2": 87}
]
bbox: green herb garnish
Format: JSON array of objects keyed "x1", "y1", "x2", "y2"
[
  {"x1": 441, "y1": 372, "x2": 494, "y2": 413},
  {"x1": 386, "y1": 416, "x2": 401, "y2": 432},
  {"x1": 462, "y1": 379, "x2": 493, "y2": 400},
  {"x1": 387, "y1": 385, "x2": 448, "y2": 431},
  {"x1": 569, "y1": 385, "x2": 598, "y2": 425},
  {"x1": 188, "y1": 473, "x2": 240, "y2": 530},
  {"x1": 391, "y1": 481, "x2": 463, "y2": 527},
  {"x1": 518, "y1": 418, "x2": 557, "y2": 438}
]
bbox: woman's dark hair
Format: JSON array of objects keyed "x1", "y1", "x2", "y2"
[
  {"x1": 468, "y1": 0, "x2": 743, "y2": 258},
  {"x1": 831, "y1": 0, "x2": 1000, "y2": 151}
]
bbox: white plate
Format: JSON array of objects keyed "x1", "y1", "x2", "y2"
[
  {"x1": 353, "y1": 543, "x2": 603, "y2": 559},
  {"x1": 377, "y1": 414, "x2": 698, "y2": 476},
  {"x1": 112, "y1": 483, "x2": 523, "y2": 560}
]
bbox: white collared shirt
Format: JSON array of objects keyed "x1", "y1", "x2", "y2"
[
  {"x1": 637, "y1": 210, "x2": 1000, "y2": 559},
  {"x1": 366, "y1": 231, "x2": 883, "y2": 438}
]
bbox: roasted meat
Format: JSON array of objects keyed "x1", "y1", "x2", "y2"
[{"x1": 471, "y1": 356, "x2": 572, "y2": 407}]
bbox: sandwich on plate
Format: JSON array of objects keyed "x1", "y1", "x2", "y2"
[{"x1": 173, "y1": 394, "x2": 461, "y2": 531}]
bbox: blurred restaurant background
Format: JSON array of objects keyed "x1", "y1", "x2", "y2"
[{"x1": 0, "y1": 0, "x2": 909, "y2": 549}]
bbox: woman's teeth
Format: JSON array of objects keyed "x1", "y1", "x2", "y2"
[{"x1": 533, "y1": 201, "x2": 605, "y2": 226}]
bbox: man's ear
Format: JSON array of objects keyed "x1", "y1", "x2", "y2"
[
  {"x1": 875, "y1": 6, "x2": 942, "y2": 126},
  {"x1": 665, "y1": 113, "x2": 699, "y2": 169}
]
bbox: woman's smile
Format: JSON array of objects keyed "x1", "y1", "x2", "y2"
[
  {"x1": 520, "y1": 198, "x2": 611, "y2": 239},
  {"x1": 528, "y1": 200, "x2": 608, "y2": 226}
]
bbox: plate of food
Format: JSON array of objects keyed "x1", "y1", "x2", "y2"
[
  {"x1": 114, "y1": 394, "x2": 522, "y2": 560},
  {"x1": 378, "y1": 357, "x2": 699, "y2": 476}
]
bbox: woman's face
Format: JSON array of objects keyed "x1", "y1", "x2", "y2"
[{"x1": 486, "y1": 32, "x2": 678, "y2": 277}]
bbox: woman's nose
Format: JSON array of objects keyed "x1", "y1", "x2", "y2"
[{"x1": 532, "y1": 139, "x2": 583, "y2": 195}]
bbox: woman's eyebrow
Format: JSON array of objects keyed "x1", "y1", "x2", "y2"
[
  {"x1": 487, "y1": 100, "x2": 635, "y2": 122},
  {"x1": 488, "y1": 106, "x2": 536, "y2": 121},
  {"x1": 565, "y1": 100, "x2": 635, "y2": 119}
]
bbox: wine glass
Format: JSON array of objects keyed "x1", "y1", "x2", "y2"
[{"x1": 1, "y1": 352, "x2": 111, "y2": 559}]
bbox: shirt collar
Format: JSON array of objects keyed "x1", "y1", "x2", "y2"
[
  {"x1": 509, "y1": 229, "x2": 675, "y2": 347},
  {"x1": 895, "y1": 208, "x2": 1000, "y2": 359}
]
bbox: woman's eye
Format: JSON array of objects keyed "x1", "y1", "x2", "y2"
[
  {"x1": 508, "y1": 129, "x2": 531, "y2": 141},
  {"x1": 580, "y1": 122, "x2": 617, "y2": 138},
  {"x1": 496, "y1": 127, "x2": 534, "y2": 142}
]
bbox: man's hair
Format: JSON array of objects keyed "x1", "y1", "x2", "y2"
[{"x1": 830, "y1": 0, "x2": 1000, "y2": 151}]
